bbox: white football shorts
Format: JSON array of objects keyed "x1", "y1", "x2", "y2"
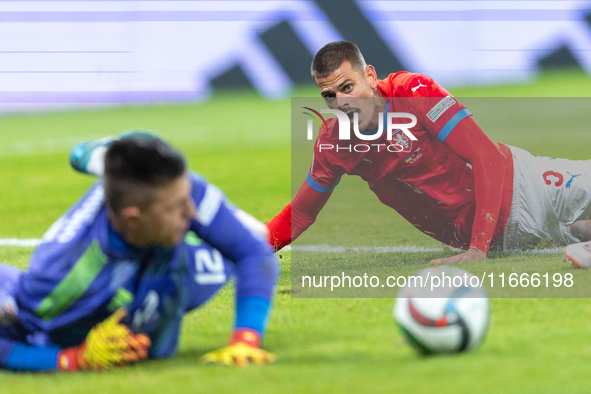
[{"x1": 495, "y1": 146, "x2": 591, "y2": 250}]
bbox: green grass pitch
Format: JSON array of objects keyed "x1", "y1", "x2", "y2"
[{"x1": 1, "y1": 71, "x2": 591, "y2": 393}]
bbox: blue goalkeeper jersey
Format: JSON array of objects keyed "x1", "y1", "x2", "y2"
[{"x1": 12, "y1": 172, "x2": 277, "y2": 360}]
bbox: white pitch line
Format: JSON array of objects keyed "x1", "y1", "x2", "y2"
[
  {"x1": 293, "y1": 245, "x2": 444, "y2": 253},
  {"x1": 0, "y1": 135, "x2": 93, "y2": 158},
  {"x1": 0, "y1": 133, "x2": 198, "y2": 159},
  {"x1": 0, "y1": 238, "x2": 41, "y2": 247},
  {"x1": 0, "y1": 239, "x2": 563, "y2": 255},
  {"x1": 290, "y1": 244, "x2": 564, "y2": 255}
]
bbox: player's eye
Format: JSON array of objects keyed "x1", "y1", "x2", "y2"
[
  {"x1": 323, "y1": 94, "x2": 336, "y2": 106},
  {"x1": 168, "y1": 199, "x2": 186, "y2": 212},
  {"x1": 344, "y1": 84, "x2": 352, "y2": 91}
]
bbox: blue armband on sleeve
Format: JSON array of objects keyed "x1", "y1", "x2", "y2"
[
  {"x1": 436, "y1": 109, "x2": 473, "y2": 143},
  {"x1": 306, "y1": 173, "x2": 341, "y2": 193}
]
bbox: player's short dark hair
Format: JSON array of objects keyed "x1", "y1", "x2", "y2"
[
  {"x1": 104, "y1": 137, "x2": 186, "y2": 214},
  {"x1": 311, "y1": 41, "x2": 368, "y2": 80}
]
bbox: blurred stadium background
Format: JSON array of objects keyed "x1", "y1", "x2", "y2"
[{"x1": 2, "y1": 0, "x2": 591, "y2": 114}]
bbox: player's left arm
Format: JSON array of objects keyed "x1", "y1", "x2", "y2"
[
  {"x1": 430, "y1": 117, "x2": 508, "y2": 264},
  {"x1": 407, "y1": 74, "x2": 508, "y2": 263},
  {"x1": 189, "y1": 174, "x2": 279, "y2": 365}
]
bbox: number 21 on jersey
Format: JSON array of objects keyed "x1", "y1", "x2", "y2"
[{"x1": 194, "y1": 248, "x2": 226, "y2": 284}]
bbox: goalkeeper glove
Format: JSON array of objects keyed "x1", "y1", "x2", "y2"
[
  {"x1": 57, "y1": 309, "x2": 151, "y2": 371},
  {"x1": 199, "y1": 328, "x2": 276, "y2": 367}
]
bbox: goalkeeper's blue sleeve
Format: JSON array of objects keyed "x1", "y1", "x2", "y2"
[
  {"x1": 0, "y1": 337, "x2": 59, "y2": 371},
  {"x1": 188, "y1": 173, "x2": 278, "y2": 337},
  {"x1": 235, "y1": 296, "x2": 270, "y2": 335}
]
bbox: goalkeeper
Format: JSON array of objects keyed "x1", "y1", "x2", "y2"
[{"x1": 0, "y1": 136, "x2": 278, "y2": 371}]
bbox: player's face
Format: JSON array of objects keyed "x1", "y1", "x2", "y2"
[
  {"x1": 137, "y1": 174, "x2": 196, "y2": 247},
  {"x1": 315, "y1": 61, "x2": 383, "y2": 132}
]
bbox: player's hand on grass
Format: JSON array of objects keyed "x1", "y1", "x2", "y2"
[
  {"x1": 199, "y1": 329, "x2": 276, "y2": 367},
  {"x1": 430, "y1": 248, "x2": 487, "y2": 264},
  {"x1": 199, "y1": 343, "x2": 276, "y2": 367},
  {"x1": 58, "y1": 308, "x2": 151, "y2": 371}
]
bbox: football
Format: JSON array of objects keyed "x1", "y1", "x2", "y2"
[{"x1": 394, "y1": 266, "x2": 490, "y2": 355}]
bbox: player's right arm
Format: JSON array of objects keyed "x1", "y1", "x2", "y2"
[
  {"x1": 267, "y1": 179, "x2": 335, "y2": 251},
  {"x1": 267, "y1": 129, "x2": 344, "y2": 251},
  {"x1": 0, "y1": 309, "x2": 149, "y2": 372},
  {"x1": 187, "y1": 173, "x2": 280, "y2": 365}
]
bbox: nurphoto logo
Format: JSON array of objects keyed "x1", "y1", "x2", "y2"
[{"x1": 303, "y1": 107, "x2": 418, "y2": 153}]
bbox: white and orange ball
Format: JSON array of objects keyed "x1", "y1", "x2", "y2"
[{"x1": 394, "y1": 266, "x2": 490, "y2": 355}]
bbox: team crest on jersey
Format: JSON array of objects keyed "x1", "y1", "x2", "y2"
[{"x1": 391, "y1": 129, "x2": 413, "y2": 153}]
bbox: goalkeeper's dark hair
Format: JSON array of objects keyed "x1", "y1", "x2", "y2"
[
  {"x1": 311, "y1": 41, "x2": 368, "y2": 80},
  {"x1": 104, "y1": 137, "x2": 186, "y2": 214}
]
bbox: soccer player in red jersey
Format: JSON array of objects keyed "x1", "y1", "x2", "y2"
[{"x1": 267, "y1": 41, "x2": 591, "y2": 264}]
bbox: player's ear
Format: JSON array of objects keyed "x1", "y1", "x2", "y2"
[
  {"x1": 119, "y1": 206, "x2": 142, "y2": 228},
  {"x1": 365, "y1": 65, "x2": 378, "y2": 89}
]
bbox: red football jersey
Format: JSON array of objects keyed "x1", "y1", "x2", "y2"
[{"x1": 304, "y1": 72, "x2": 514, "y2": 250}]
